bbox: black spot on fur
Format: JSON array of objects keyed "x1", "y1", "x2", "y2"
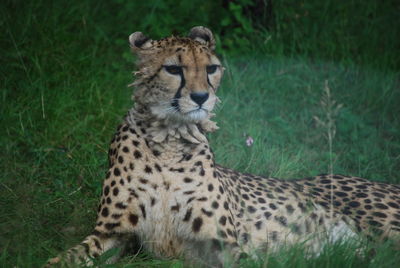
[
  {"x1": 129, "y1": 128, "x2": 137, "y2": 135},
  {"x1": 113, "y1": 187, "x2": 119, "y2": 196},
  {"x1": 257, "y1": 197, "x2": 266, "y2": 203},
  {"x1": 269, "y1": 203, "x2": 277, "y2": 210},
  {"x1": 356, "y1": 192, "x2": 368, "y2": 198},
  {"x1": 129, "y1": 188, "x2": 139, "y2": 198},
  {"x1": 247, "y1": 206, "x2": 256, "y2": 213},
  {"x1": 101, "y1": 207, "x2": 109, "y2": 217},
  {"x1": 199, "y1": 169, "x2": 205, "y2": 176},
  {"x1": 112, "y1": 214, "x2": 122, "y2": 219},
  {"x1": 201, "y1": 208, "x2": 213, "y2": 217},
  {"x1": 356, "y1": 210, "x2": 366, "y2": 215},
  {"x1": 132, "y1": 140, "x2": 140, "y2": 146},
  {"x1": 115, "y1": 202, "x2": 127, "y2": 209},
  {"x1": 212, "y1": 201, "x2": 219, "y2": 209},
  {"x1": 103, "y1": 186, "x2": 110, "y2": 196},
  {"x1": 187, "y1": 196, "x2": 195, "y2": 204},
  {"x1": 320, "y1": 179, "x2": 331, "y2": 184},
  {"x1": 144, "y1": 165, "x2": 152, "y2": 174},
  {"x1": 184, "y1": 177, "x2": 193, "y2": 183},
  {"x1": 285, "y1": 204, "x2": 295, "y2": 214},
  {"x1": 208, "y1": 184, "x2": 214, "y2": 191},
  {"x1": 349, "y1": 201, "x2": 361, "y2": 208},
  {"x1": 275, "y1": 216, "x2": 287, "y2": 226},
  {"x1": 335, "y1": 191, "x2": 348, "y2": 197},
  {"x1": 192, "y1": 217, "x2": 203, "y2": 232},
  {"x1": 183, "y1": 208, "x2": 192, "y2": 221},
  {"x1": 219, "y1": 216, "x2": 227, "y2": 226},
  {"x1": 374, "y1": 203, "x2": 389, "y2": 209},
  {"x1": 341, "y1": 186, "x2": 354, "y2": 191},
  {"x1": 154, "y1": 163, "x2": 162, "y2": 172},
  {"x1": 264, "y1": 211, "x2": 272, "y2": 220},
  {"x1": 223, "y1": 201, "x2": 229, "y2": 210},
  {"x1": 129, "y1": 214, "x2": 139, "y2": 226},
  {"x1": 113, "y1": 167, "x2": 121, "y2": 176},
  {"x1": 390, "y1": 221, "x2": 400, "y2": 227},
  {"x1": 219, "y1": 186, "x2": 224, "y2": 194},
  {"x1": 368, "y1": 220, "x2": 383, "y2": 227},
  {"x1": 134, "y1": 150, "x2": 142, "y2": 159},
  {"x1": 372, "y1": 212, "x2": 387, "y2": 218},
  {"x1": 105, "y1": 222, "x2": 120, "y2": 230},
  {"x1": 139, "y1": 204, "x2": 146, "y2": 218},
  {"x1": 372, "y1": 192, "x2": 385, "y2": 198}
]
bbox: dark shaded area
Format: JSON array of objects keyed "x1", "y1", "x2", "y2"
[{"x1": 2, "y1": 0, "x2": 399, "y2": 69}]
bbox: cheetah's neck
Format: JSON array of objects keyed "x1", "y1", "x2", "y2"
[
  {"x1": 126, "y1": 105, "x2": 218, "y2": 144},
  {"x1": 125, "y1": 107, "x2": 215, "y2": 162}
]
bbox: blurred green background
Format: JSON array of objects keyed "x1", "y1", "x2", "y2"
[
  {"x1": 1, "y1": 0, "x2": 400, "y2": 267},
  {"x1": 3, "y1": 0, "x2": 400, "y2": 69}
]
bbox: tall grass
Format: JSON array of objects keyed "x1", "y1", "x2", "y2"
[
  {"x1": 268, "y1": 0, "x2": 400, "y2": 70},
  {"x1": 1, "y1": 0, "x2": 399, "y2": 267}
]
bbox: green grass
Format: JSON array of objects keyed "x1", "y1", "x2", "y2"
[
  {"x1": 214, "y1": 57, "x2": 400, "y2": 183},
  {"x1": 1, "y1": 0, "x2": 400, "y2": 267}
]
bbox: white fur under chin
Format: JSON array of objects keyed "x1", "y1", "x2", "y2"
[
  {"x1": 164, "y1": 108, "x2": 209, "y2": 124},
  {"x1": 185, "y1": 109, "x2": 208, "y2": 122}
]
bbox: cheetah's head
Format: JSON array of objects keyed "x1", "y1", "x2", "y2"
[{"x1": 129, "y1": 27, "x2": 223, "y2": 125}]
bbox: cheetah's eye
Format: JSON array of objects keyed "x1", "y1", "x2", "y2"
[
  {"x1": 206, "y1": 65, "x2": 218, "y2": 74},
  {"x1": 164, "y1": 65, "x2": 183, "y2": 75}
]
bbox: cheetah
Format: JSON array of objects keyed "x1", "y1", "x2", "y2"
[{"x1": 46, "y1": 26, "x2": 400, "y2": 267}]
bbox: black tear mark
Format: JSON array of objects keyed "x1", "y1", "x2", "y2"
[{"x1": 171, "y1": 71, "x2": 185, "y2": 111}]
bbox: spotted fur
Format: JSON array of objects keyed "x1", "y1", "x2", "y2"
[{"x1": 46, "y1": 27, "x2": 400, "y2": 267}]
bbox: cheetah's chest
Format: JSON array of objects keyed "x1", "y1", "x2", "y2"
[{"x1": 126, "y1": 160, "x2": 209, "y2": 257}]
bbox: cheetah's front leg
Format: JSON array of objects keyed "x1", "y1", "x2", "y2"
[{"x1": 45, "y1": 231, "x2": 129, "y2": 267}]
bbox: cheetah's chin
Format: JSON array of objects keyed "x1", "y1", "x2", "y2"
[{"x1": 183, "y1": 108, "x2": 208, "y2": 122}]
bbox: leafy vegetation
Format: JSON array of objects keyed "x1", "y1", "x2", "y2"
[{"x1": 1, "y1": 0, "x2": 399, "y2": 267}]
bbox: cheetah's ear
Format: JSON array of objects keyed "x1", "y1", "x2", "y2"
[
  {"x1": 129, "y1": 32, "x2": 153, "y2": 51},
  {"x1": 188, "y1": 26, "x2": 216, "y2": 50}
]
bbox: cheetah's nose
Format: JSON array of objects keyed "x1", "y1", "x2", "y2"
[{"x1": 190, "y1": 92, "x2": 209, "y2": 106}]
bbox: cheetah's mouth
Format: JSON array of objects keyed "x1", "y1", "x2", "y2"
[{"x1": 150, "y1": 100, "x2": 211, "y2": 124}]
